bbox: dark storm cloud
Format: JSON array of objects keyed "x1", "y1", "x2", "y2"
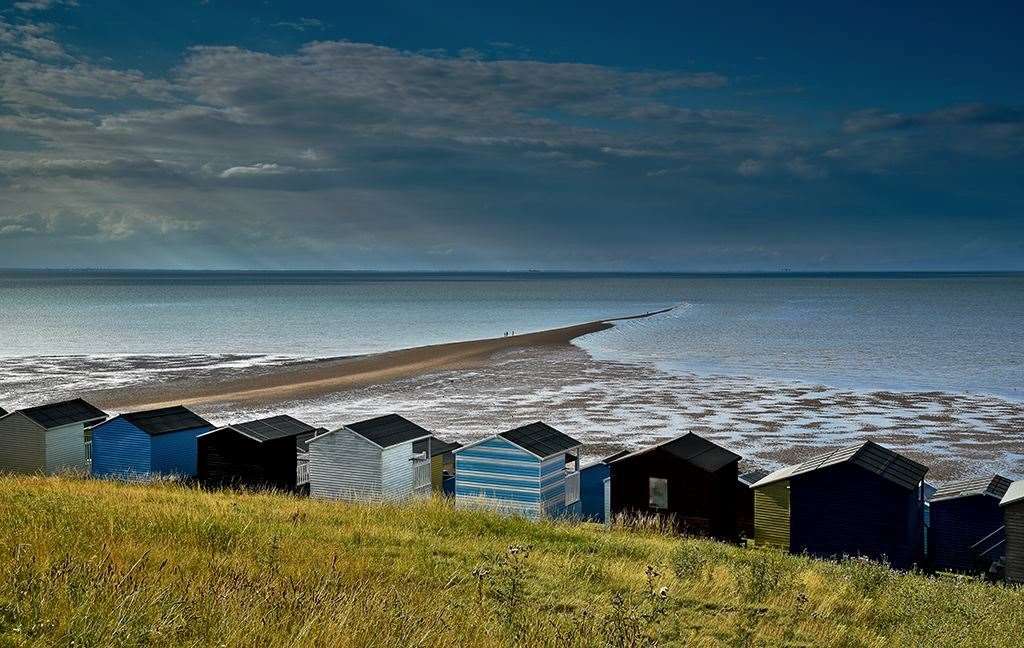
[{"x1": 0, "y1": 6, "x2": 1022, "y2": 270}]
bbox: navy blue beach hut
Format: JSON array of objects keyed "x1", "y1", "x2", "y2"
[
  {"x1": 753, "y1": 441, "x2": 928, "y2": 569},
  {"x1": 454, "y1": 422, "x2": 582, "y2": 519},
  {"x1": 90, "y1": 406, "x2": 214, "y2": 479},
  {"x1": 578, "y1": 450, "x2": 629, "y2": 523},
  {"x1": 928, "y1": 475, "x2": 1012, "y2": 573}
]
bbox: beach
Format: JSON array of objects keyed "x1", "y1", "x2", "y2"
[
  {"x1": 3, "y1": 271, "x2": 1023, "y2": 483},
  {"x1": 82, "y1": 310, "x2": 669, "y2": 411}
]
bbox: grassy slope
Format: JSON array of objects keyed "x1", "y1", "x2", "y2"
[{"x1": 1, "y1": 477, "x2": 1022, "y2": 647}]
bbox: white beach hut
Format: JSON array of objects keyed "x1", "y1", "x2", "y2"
[
  {"x1": 307, "y1": 414, "x2": 434, "y2": 501},
  {"x1": 0, "y1": 398, "x2": 107, "y2": 474}
]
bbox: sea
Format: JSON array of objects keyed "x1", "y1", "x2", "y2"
[{"x1": 2, "y1": 270, "x2": 1022, "y2": 479}]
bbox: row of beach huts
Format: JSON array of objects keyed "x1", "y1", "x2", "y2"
[{"x1": 1, "y1": 397, "x2": 1023, "y2": 582}]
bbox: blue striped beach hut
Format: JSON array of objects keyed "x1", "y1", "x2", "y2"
[
  {"x1": 90, "y1": 406, "x2": 214, "y2": 479},
  {"x1": 454, "y1": 422, "x2": 582, "y2": 519}
]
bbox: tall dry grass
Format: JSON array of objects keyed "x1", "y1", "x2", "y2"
[{"x1": 0, "y1": 475, "x2": 1022, "y2": 647}]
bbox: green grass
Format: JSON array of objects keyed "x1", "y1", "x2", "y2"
[{"x1": 1, "y1": 476, "x2": 1022, "y2": 647}]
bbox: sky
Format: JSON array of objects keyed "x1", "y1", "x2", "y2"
[{"x1": 0, "y1": 1, "x2": 1022, "y2": 271}]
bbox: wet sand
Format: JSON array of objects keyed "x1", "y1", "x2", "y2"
[{"x1": 85, "y1": 309, "x2": 672, "y2": 411}]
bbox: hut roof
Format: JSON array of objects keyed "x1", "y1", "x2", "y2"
[
  {"x1": 0, "y1": 407, "x2": 7, "y2": 417},
  {"x1": 1000, "y1": 480, "x2": 1024, "y2": 507},
  {"x1": 499, "y1": 422, "x2": 581, "y2": 458},
  {"x1": 930, "y1": 475, "x2": 1013, "y2": 502},
  {"x1": 739, "y1": 469, "x2": 771, "y2": 486},
  {"x1": 122, "y1": 406, "x2": 211, "y2": 436},
  {"x1": 608, "y1": 433, "x2": 740, "y2": 472},
  {"x1": 429, "y1": 438, "x2": 462, "y2": 457},
  {"x1": 207, "y1": 414, "x2": 316, "y2": 443},
  {"x1": 753, "y1": 441, "x2": 927, "y2": 491},
  {"x1": 19, "y1": 398, "x2": 107, "y2": 429},
  {"x1": 347, "y1": 414, "x2": 432, "y2": 448}
]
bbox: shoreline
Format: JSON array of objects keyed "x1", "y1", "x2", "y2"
[{"x1": 85, "y1": 308, "x2": 674, "y2": 411}]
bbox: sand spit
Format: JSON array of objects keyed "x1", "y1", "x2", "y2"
[{"x1": 85, "y1": 308, "x2": 673, "y2": 411}]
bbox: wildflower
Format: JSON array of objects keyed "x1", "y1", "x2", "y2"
[{"x1": 658, "y1": 586, "x2": 669, "y2": 599}]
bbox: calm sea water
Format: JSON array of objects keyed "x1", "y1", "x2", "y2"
[{"x1": 1, "y1": 270, "x2": 1022, "y2": 399}]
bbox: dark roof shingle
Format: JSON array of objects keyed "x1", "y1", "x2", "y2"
[
  {"x1": 229, "y1": 415, "x2": 316, "y2": 442},
  {"x1": 499, "y1": 422, "x2": 581, "y2": 458},
  {"x1": 20, "y1": 398, "x2": 107, "y2": 428},
  {"x1": 430, "y1": 438, "x2": 462, "y2": 457},
  {"x1": 609, "y1": 433, "x2": 740, "y2": 472},
  {"x1": 754, "y1": 441, "x2": 928, "y2": 490},
  {"x1": 122, "y1": 406, "x2": 212, "y2": 436},
  {"x1": 347, "y1": 414, "x2": 432, "y2": 448},
  {"x1": 930, "y1": 475, "x2": 1013, "y2": 502}
]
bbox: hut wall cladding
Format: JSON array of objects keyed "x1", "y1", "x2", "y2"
[
  {"x1": 90, "y1": 417, "x2": 153, "y2": 478},
  {"x1": 0, "y1": 413, "x2": 47, "y2": 473},
  {"x1": 149, "y1": 426, "x2": 210, "y2": 476},
  {"x1": 1004, "y1": 503, "x2": 1024, "y2": 584},
  {"x1": 754, "y1": 481, "x2": 790, "y2": 549},
  {"x1": 44, "y1": 422, "x2": 88, "y2": 473},
  {"x1": 540, "y1": 454, "x2": 568, "y2": 518},
  {"x1": 381, "y1": 441, "x2": 420, "y2": 500},
  {"x1": 609, "y1": 451, "x2": 739, "y2": 539},
  {"x1": 790, "y1": 464, "x2": 924, "y2": 569},
  {"x1": 580, "y1": 463, "x2": 611, "y2": 522},
  {"x1": 198, "y1": 432, "x2": 297, "y2": 491},
  {"x1": 455, "y1": 436, "x2": 542, "y2": 518},
  {"x1": 431, "y1": 455, "x2": 444, "y2": 491},
  {"x1": 929, "y1": 495, "x2": 1005, "y2": 572},
  {"x1": 309, "y1": 429, "x2": 382, "y2": 500}
]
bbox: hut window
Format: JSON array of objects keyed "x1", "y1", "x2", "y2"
[{"x1": 648, "y1": 477, "x2": 668, "y2": 509}]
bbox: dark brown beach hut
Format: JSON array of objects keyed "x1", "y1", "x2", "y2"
[
  {"x1": 607, "y1": 433, "x2": 741, "y2": 539},
  {"x1": 1000, "y1": 480, "x2": 1024, "y2": 584},
  {"x1": 198, "y1": 414, "x2": 317, "y2": 491}
]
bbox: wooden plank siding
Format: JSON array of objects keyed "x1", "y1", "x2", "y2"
[
  {"x1": 754, "y1": 480, "x2": 791, "y2": 549},
  {"x1": 149, "y1": 426, "x2": 211, "y2": 476},
  {"x1": 0, "y1": 412, "x2": 47, "y2": 473},
  {"x1": 308, "y1": 428, "x2": 382, "y2": 501},
  {"x1": 431, "y1": 455, "x2": 444, "y2": 492},
  {"x1": 929, "y1": 495, "x2": 1005, "y2": 573},
  {"x1": 381, "y1": 441, "x2": 424, "y2": 500},
  {"x1": 1004, "y1": 503, "x2": 1024, "y2": 584},
  {"x1": 44, "y1": 422, "x2": 88, "y2": 473},
  {"x1": 90, "y1": 417, "x2": 153, "y2": 478},
  {"x1": 455, "y1": 436, "x2": 542, "y2": 518}
]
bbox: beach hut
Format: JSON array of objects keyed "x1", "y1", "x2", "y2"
[
  {"x1": 737, "y1": 469, "x2": 770, "y2": 540},
  {"x1": 0, "y1": 398, "x2": 107, "y2": 474},
  {"x1": 90, "y1": 406, "x2": 214, "y2": 479},
  {"x1": 752, "y1": 441, "x2": 928, "y2": 569},
  {"x1": 454, "y1": 421, "x2": 582, "y2": 519},
  {"x1": 307, "y1": 414, "x2": 434, "y2": 501},
  {"x1": 1000, "y1": 480, "x2": 1024, "y2": 584},
  {"x1": 428, "y1": 437, "x2": 461, "y2": 493},
  {"x1": 578, "y1": 450, "x2": 629, "y2": 523},
  {"x1": 928, "y1": 475, "x2": 1012, "y2": 573},
  {"x1": 606, "y1": 433, "x2": 741, "y2": 538},
  {"x1": 197, "y1": 415, "x2": 317, "y2": 491}
]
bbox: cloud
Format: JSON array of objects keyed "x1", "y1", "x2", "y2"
[
  {"x1": 12, "y1": 0, "x2": 77, "y2": 12},
  {"x1": 218, "y1": 162, "x2": 296, "y2": 178},
  {"x1": 842, "y1": 103, "x2": 1024, "y2": 134},
  {"x1": 271, "y1": 18, "x2": 326, "y2": 31}
]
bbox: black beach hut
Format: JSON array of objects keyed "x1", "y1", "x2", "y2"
[
  {"x1": 607, "y1": 433, "x2": 741, "y2": 539},
  {"x1": 928, "y1": 474, "x2": 1012, "y2": 574},
  {"x1": 198, "y1": 414, "x2": 317, "y2": 491},
  {"x1": 752, "y1": 441, "x2": 928, "y2": 569}
]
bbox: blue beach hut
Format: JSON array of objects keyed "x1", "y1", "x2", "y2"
[
  {"x1": 90, "y1": 406, "x2": 214, "y2": 479},
  {"x1": 454, "y1": 422, "x2": 582, "y2": 519},
  {"x1": 579, "y1": 450, "x2": 629, "y2": 522}
]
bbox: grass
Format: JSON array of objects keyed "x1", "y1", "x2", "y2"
[{"x1": 1, "y1": 476, "x2": 1022, "y2": 647}]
